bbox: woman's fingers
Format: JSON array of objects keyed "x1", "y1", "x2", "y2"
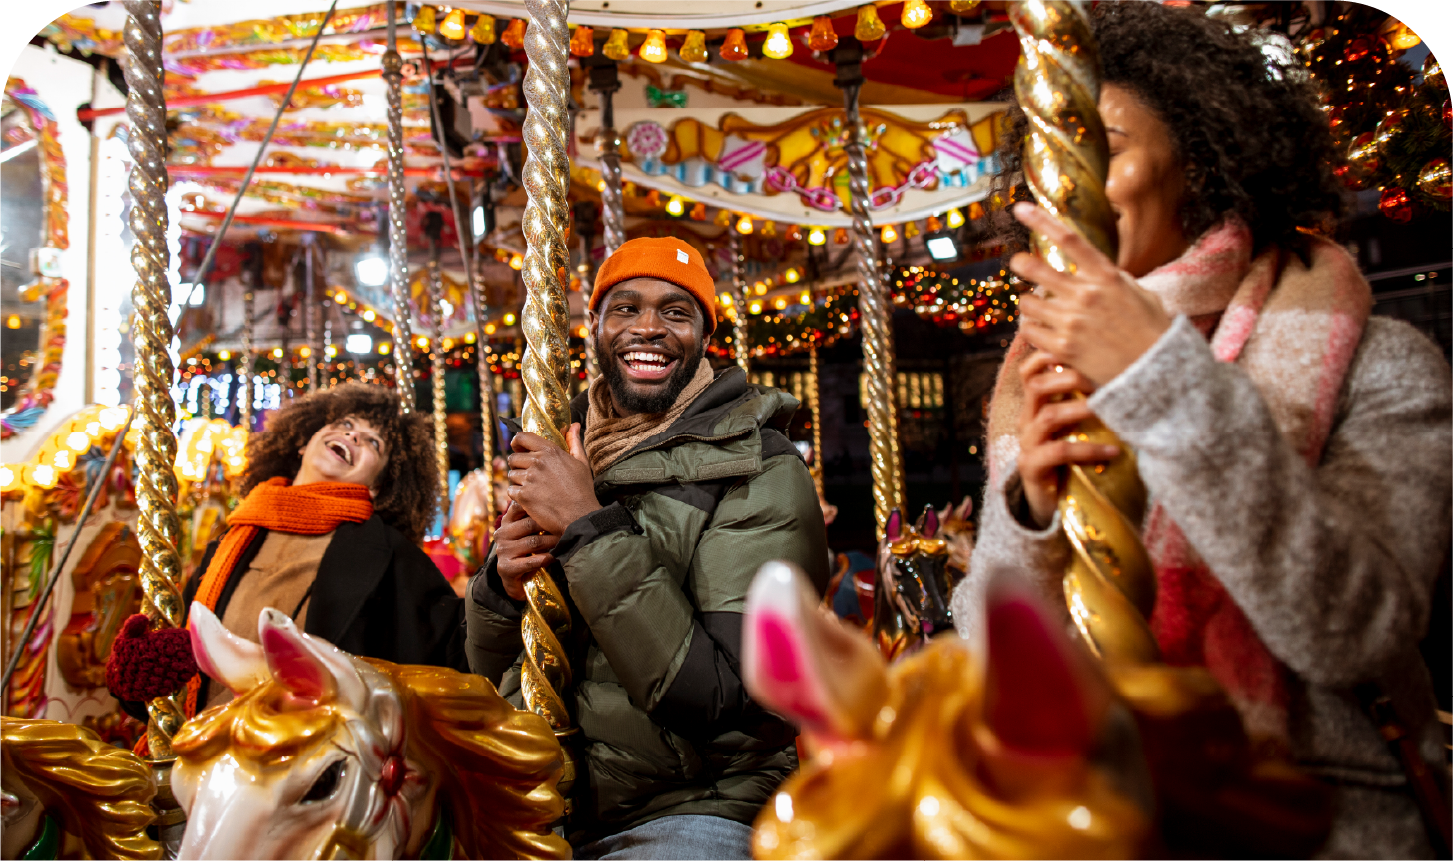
[
  {"x1": 1009, "y1": 252, "x2": 1078, "y2": 296},
  {"x1": 1012, "y1": 203, "x2": 1118, "y2": 279},
  {"x1": 1025, "y1": 399, "x2": 1098, "y2": 446},
  {"x1": 1023, "y1": 440, "x2": 1121, "y2": 476}
]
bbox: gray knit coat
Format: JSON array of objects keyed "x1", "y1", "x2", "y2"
[{"x1": 951, "y1": 314, "x2": 1451, "y2": 859}]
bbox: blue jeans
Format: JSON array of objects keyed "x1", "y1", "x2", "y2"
[{"x1": 573, "y1": 815, "x2": 754, "y2": 860}]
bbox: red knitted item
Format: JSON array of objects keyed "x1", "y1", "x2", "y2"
[{"x1": 105, "y1": 614, "x2": 199, "y2": 702}]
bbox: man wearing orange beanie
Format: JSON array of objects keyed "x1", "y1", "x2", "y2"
[{"x1": 466, "y1": 236, "x2": 829, "y2": 858}]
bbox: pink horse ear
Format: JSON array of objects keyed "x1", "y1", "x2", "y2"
[
  {"x1": 189, "y1": 602, "x2": 268, "y2": 695},
  {"x1": 922, "y1": 505, "x2": 940, "y2": 538},
  {"x1": 885, "y1": 509, "x2": 903, "y2": 543},
  {"x1": 256, "y1": 609, "x2": 367, "y2": 708},
  {"x1": 980, "y1": 574, "x2": 1111, "y2": 757},
  {"x1": 743, "y1": 561, "x2": 889, "y2": 746}
]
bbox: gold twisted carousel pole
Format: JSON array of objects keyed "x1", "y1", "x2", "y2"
[
  {"x1": 383, "y1": 2, "x2": 415, "y2": 412},
  {"x1": 835, "y1": 43, "x2": 905, "y2": 538},
  {"x1": 122, "y1": 0, "x2": 185, "y2": 757},
  {"x1": 1010, "y1": 0, "x2": 1158, "y2": 663},
  {"x1": 808, "y1": 345, "x2": 825, "y2": 497},
  {"x1": 428, "y1": 262, "x2": 450, "y2": 509},
  {"x1": 240, "y1": 281, "x2": 254, "y2": 431},
  {"x1": 519, "y1": 0, "x2": 579, "y2": 805},
  {"x1": 727, "y1": 230, "x2": 750, "y2": 373}
]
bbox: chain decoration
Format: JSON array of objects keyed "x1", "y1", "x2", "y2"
[
  {"x1": 383, "y1": 3, "x2": 415, "y2": 412},
  {"x1": 1010, "y1": 0, "x2": 1157, "y2": 663},
  {"x1": 765, "y1": 158, "x2": 940, "y2": 212},
  {"x1": 726, "y1": 231, "x2": 750, "y2": 373},
  {"x1": 842, "y1": 80, "x2": 905, "y2": 539},
  {"x1": 122, "y1": 0, "x2": 185, "y2": 756}
]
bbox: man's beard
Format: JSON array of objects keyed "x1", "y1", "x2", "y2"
[{"x1": 601, "y1": 339, "x2": 705, "y2": 414}]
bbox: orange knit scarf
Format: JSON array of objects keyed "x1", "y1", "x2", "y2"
[{"x1": 183, "y1": 477, "x2": 374, "y2": 716}]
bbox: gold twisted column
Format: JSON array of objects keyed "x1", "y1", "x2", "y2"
[
  {"x1": 428, "y1": 264, "x2": 450, "y2": 509},
  {"x1": 1010, "y1": 0, "x2": 1157, "y2": 663},
  {"x1": 240, "y1": 284, "x2": 254, "y2": 430},
  {"x1": 383, "y1": 3, "x2": 415, "y2": 411},
  {"x1": 841, "y1": 78, "x2": 905, "y2": 539},
  {"x1": 808, "y1": 346, "x2": 825, "y2": 497},
  {"x1": 518, "y1": 0, "x2": 578, "y2": 802},
  {"x1": 122, "y1": 0, "x2": 185, "y2": 757},
  {"x1": 596, "y1": 135, "x2": 625, "y2": 256},
  {"x1": 726, "y1": 231, "x2": 750, "y2": 373},
  {"x1": 303, "y1": 242, "x2": 319, "y2": 392}
]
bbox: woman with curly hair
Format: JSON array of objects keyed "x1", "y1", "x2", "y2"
[
  {"x1": 952, "y1": 4, "x2": 1449, "y2": 857},
  {"x1": 109, "y1": 382, "x2": 467, "y2": 717}
]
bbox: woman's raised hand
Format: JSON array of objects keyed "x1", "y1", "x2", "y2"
[
  {"x1": 1015, "y1": 350, "x2": 1120, "y2": 529},
  {"x1": 1010, "y1": 203, "x2": 1172, "y2": 387}
]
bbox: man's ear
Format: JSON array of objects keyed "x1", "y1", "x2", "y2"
[{"x1": 584, "y1": 307, "x2": 598, "y2": 336}]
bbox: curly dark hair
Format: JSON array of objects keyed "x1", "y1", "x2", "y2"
[
  {"x1": 241, "y1": 381, "x2": 438, "y2": 542},
  {"x1": 991, "y1": 3, "x2": 1344, "y2": 256}
]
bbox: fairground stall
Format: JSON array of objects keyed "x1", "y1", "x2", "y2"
[{"x1": 0, "y1": 0, "x2": 1447, "y2": 857}]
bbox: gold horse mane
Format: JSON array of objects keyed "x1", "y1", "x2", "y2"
[
  {"x1": 172, "y1": 658, "x2": 568, "y2": 860},
  {"x1": 0, "y1": 716, "x2": 162, "y2": 860}
]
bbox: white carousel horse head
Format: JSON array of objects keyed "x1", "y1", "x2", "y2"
[{"x1": 173, "y1": 603, "x2": 569, "y2": 860}]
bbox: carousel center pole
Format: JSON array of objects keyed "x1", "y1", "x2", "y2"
[
  {"x1": 122, "y1": 1, "x2": 189, "y2": 850},
  {"x1": 1009, "y1": 0, "x2": 1158, "y2": 663},
  {"x1": 519, "y1": 0, "x2": 579, "y2": 809},
  {"x1": 727, "y1": 230, "x2": 750, "y2": 373},
  {"x1": 383, "y1": 1, "x2": 416, "y2": 412},
  {"x1": 833, "y1": 39, "x2": 904, "y2": 539}
]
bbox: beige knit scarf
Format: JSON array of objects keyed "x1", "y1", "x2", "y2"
[{"x1": 584, "y1": 358, "x2": 715, "y2": 475}]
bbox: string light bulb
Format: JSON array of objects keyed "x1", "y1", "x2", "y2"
[
  {"x1": 570, "y1": 25, "x2": 595, "y2": 57},
  {"x1": 881, "y1": 224, "x2": 898, "y2": 244},
  {"x1": 736, "y1": 214, "x2": 755, "y2": 234},
  {"x1": 413, "y1": 5, "x2": 437, "y2": 34},
  {"x1": 763, "y1": 23, "x2": 794, "y2": 59},
  {"x1": 720, "y1": 28, "x2": 749, "y2": 61},
  {"x1": 640, "y1": 29, "x2": 669, "y2": 63},
  {"x1": 666, "y1": 196, "x2": 686, "y2": 216},
  {"x1": 808, "y1": 16, "x2": 839, "y2": 51},
  {"x1": 900, "y1": 0, "x2": 932, "y2": 28},
  {"x1": 471, "y1": 14, "x2": 496, "y2": 43},
  {"x1": 603, "y1": 28, "x2": 631, "y2": 60},
  {"x1": 855, "y1": 5, "x2": 886, "y2": 41},
  {"x1": 501, "y1": 18, "x2": 526, "y2": 48},
  {"x1": 438, "y1": 8, "x2": 466, "y2": 40},
  {"x1": 808, "y1": 226, "x2": 827, "y2": 246},
  {"x1": 680, "y1": 30, "x2": 708, "y2": 63},
  {"x1": 946, "y1": 207, "x2": 965, "y2": 228}
]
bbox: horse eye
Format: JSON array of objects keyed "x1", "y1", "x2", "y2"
[{"x1": 301, "y1": 759, "x2": 344, "y2": 803}]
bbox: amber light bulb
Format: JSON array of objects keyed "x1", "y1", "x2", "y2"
[
  {"x1": 570, "y1": 25, "x2": 595, "y2": 57},
  {"x1": 471, "y1": 15, "x2": 496, "y2": 44},
  {"x1": 720, "y1": 28, "x2": 749, "y2": 61},
  {"x1": 880, "y1": 223, "x2": 898, "y2": 244},
  {"x1": 680, "y1": 30, "x2": 708, "y2": 63},
  {"x1": 808, "y1": 226, "x2": 827, "y2": 246},
  {"x1": 855, "y1": 4, "x2": 886, "y2": 41},
  {"x1": 736, "y1": 214, "x2": 755, "y2": 234},
  {"x1": 946, "y1": 208, "x2": 965, "y2": 228},
  {"x1": 901, "y1": 0, "x2": 933, "y2": 29},
  {"x1": 640, "y1": 29, "x2": 669, "y2": 63},
  {"x1": 762, "y1": 22, "x2": 794, "y2": 59},
  {"x1": 501, "y1": 18, "x2": 526, "y2": 49},
  {"x1": 808, "y1": 16, "x2": 839, "y2": 51},
  {"x1": 438, "y1": 8, "x2": 466, "y2": 40},
  {"x1": 413, "y1": 5, "x2": 437, "y2": 34},
  {"x1": 603, "y1": 28, "x2": 631, "y2": 60}
]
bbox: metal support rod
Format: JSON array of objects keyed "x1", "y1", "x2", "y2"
[
  {"x1": 835, "y1": 42, "x2": 905, "y2": 539},
  {"x1": 727, "y1": 230, "x2": 750, "y2": 373},
  {"x1": 1, "y1": 410, "x2": 135, "y2": 695},
  {"x1": 240, "y1": 283, "x2": 255, "y2": 431},
  {"x1": 122, "y1": 0, "x2": 185, "y2": 757},
  {"x1": 304, "y1": 239, "x2": 319, "y2": 392},
  {"x1": 519, "y1": 0, "x2": 579, "y2": 806},
  {"x1": 188, "y1": 0, "x2": 339, "y2": 290},
  {"x1": 384, "y1": 1, "x2": 416, "y2": 411},
  {"x1": 1008, "y1": 0, "x2": 1157, "y2": 663}
]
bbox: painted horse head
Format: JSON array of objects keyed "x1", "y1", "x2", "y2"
[
  {"x1": 874, "y1": 506, "x2": 964, "y2": 659},
  {"x1": 743, "y1": 562, "x2": 1332, "y2": 859},
  {"x1": 1, "y1": 716, "x2": 161, "y2": 860},
  {"x1": 172, "y1": 604, "x2": 570, "y2": 860},
  {"x1": 937, "y1": 498, "x2": 975, "y2": 577}
]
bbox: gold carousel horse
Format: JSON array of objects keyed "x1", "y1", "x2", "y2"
[
  {"x1": 1, "y1": 716, "x2": 161, "y2": 860},
  {"x1": 172, "y1": 604, "x2": 570, "y2": 860},
  {"x1": 743, "y1": 562, "x2": 1331, "y2": 859}
]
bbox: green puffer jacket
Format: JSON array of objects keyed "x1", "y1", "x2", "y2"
[{"x1": 465, "y1": 367, "x2": 829, "y2": 844}]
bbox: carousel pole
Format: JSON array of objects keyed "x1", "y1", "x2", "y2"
[
  {"x1": 304, "y1": 237, "x2": 319, "y2": 392},
  {"x1": 1009, "y1": 0, "x2": 1158, "y2": 663},
  {"x1": 519, "y1": 0, "x2": 579, "y2": 807},
  {"x1": 240, "y1": 280, "x2": 255, "y2": 430},
  {"x1": 383, "y1": 2, "x2": 416, "y2": 411},
  {"x1": 588, "y1": 58, "x2": 624, "y2": 382},
  {"x1": 808, "y1": 346, "x2": 825, "y2": 497},
  {"x1": 727, "y1": 230, "x2": 750, "y2": 373},
  {"x1": 834, "y1": 40, "x2": 904, "y2": 538},
  {"x1": 424, "y1": 215, "x2": 451, "y2": 512}
]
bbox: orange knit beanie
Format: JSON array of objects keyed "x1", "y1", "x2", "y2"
[{"x1": 590, "y1": 237, "x2": 717, "y2": 332}]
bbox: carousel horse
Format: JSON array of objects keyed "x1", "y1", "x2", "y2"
[
  {"x1": 937, "y1": 498, "x2": 975, "y2": 578},
  {"x1": 171, "y1": 603, "x2": 570, "y2": 860},
  {"x1": 873, "y1": 506, "x2": 963, "y2": 660},
  {"x1": 1, "y1": 716, "x2": 161, "y2": 860},
  {"x1": 743, "y1": 562, "x2": 1332, "y2": 859}
]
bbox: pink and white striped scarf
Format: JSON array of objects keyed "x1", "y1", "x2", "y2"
[{"x1": 986, "y1": 219, "x2": 1372, "y2": 742}]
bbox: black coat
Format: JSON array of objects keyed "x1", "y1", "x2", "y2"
[{"x1": 151, "y1": 516, "x2": 467, "y2": 711}]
